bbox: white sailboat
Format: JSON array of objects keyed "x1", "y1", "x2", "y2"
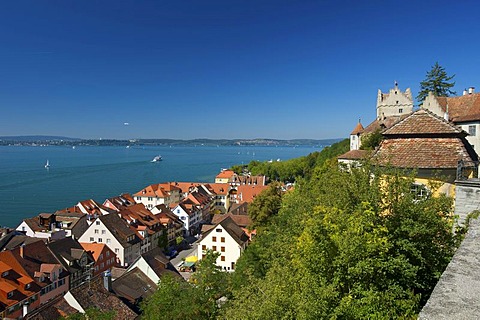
[{"x1": 45, "y1": 160, "x2": 50, "y2": 168}]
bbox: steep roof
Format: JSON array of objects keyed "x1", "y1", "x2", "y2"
[
  {"x1": 383, "y1": 109, "x2": 464, "y2": 136},
  {"x1": 373, "y1": 109, "x2": 477, "y2": 169},
  {"x1": 362, "y1": 115, "x2": 405, "y2": 135},
  {"x1": 98, "y1": 213, "x2": 141, "y2": 248},
  {"x1": 139, "y1": 247, "x2": 181, "y2": 279},
  {"x1": 202, "y1": 216, "x2": 249, "y2": 246},
  {"x1": 350, "y1": 122, "x2": 365, "y2": 135},
  {"x1": 69, "y1": 275, "x2": 138, "y2": 319},
  {"x1": 434, "y1": 92, "x2": 480, "y2": 122},
  {"x1": 80, "y1": 242, "x2": 110, "y2": 262},
  {"x1": 112, "y1": 267, "x2": 156, "y2": 303}
]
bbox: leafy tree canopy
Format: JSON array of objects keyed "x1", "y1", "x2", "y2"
[
  {"x1": 417, "y1": 62, "x2": 456, "y2": 103},
  {"x1": 223, "y1": 162, "x2": 460, "y2": 319}
]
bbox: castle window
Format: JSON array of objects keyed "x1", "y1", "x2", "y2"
[
  {"x1": 469, "y1": 125, "x2": 476, "y2": 136},
  {"x1": 399, "y1": 108, "x2": 403, "y2": 114},
  {"x1": 396, "y1": 100, "x2": 399, "y2": 104}
]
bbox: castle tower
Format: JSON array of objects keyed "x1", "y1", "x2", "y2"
[
  {"x1": 350, "y1": 120, "x2": 364, "y2": 151},
  {"x1": 376, "y1": 82, "x2": 413, "y2": 120}
]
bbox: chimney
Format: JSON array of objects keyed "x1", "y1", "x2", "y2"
[
  {"x1": 469, "y1": 87, "x2": 475, "y2": 94},
  {"x1": 463, "y1": 89, "x2": 468, "y2": 95},
  {"x1": 19, "y1": 244, "x2": 25, "y2": 258}
]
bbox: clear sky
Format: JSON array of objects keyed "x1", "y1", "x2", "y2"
[{"x1": 1, "y1": 0, "x2": 479, "y2": 140}]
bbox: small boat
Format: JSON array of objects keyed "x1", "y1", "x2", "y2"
[
  {"x1": 45, "y1": 160, "x2": 50, "y2": 168},
  {"x1": 151, "y1": 155, "x2": 162, "y2": 162}
]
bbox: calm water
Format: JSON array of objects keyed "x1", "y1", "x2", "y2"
[{"x1": 0, "y1": 145, "x2": 320, "y2": 228}]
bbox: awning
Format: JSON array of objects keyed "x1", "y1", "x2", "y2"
[{"x1": 185, "y1": 256, "x2": 198, "y2": 263}]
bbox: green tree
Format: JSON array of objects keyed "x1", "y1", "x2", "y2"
[
  {"x1": 141, "y1": 250, "x2": 230, "y2": 320},
  {"x1": 360, "y1": 129, "x2": 383, "y2": 150},
  {"x1": 225, "y1": 162, "x2": 459, "y2": 318},
  {"x1": 417, "y1": 62, "x2": 456, "y2": 103},
  {"x1": 248, "y1": 182, "x2": 283, "y2": 229}
]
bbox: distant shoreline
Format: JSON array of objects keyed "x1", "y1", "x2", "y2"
[{"x1": 0, "y1": 136, "x2": 342, "y2": 147}]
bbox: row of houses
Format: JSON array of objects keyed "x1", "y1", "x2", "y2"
[{"x1": 0, "y1": 170, "x2": 268, "y2": 319}]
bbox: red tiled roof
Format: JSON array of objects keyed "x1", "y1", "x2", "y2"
[
  {"x1": 362, "y1": 115, "x2": 406, "y2": 135},
  {"x1": 372, "y1": 109, "x2": 476, "y2": 169},
  {"x1": 373, "y1": 137, "x2": 474, "y2": 169},
  {"x1": 435, "y1": 93, "x2": 480, "y2": 122},
  {"x1": 205, "y1": 183, "x2": 229, "y2": 195},
  {"x1": 337, "y1": 150, "x2": 369, "y2": 160},
  {"x1": 212, "y1": 213, "x2": 251, "y2": 228},
  {"x1": 216, "y1": 170, "x2": 235, "y2": 179},
  {"x1": 384, "y1": 109, "x2": 463, "y2": 136},
  {"x1": 80, "y1": 243, "x2": 110, "y2": 262},
  {"x1": 235, "y1": 185, "x2": 268, "y2": 203},
  {"x1": 350, "y1": 122, "x2": 364, "y2": 135}
]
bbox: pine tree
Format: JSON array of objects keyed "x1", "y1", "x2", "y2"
[{"x1": 417, "y1": 62, "x2": 456, "y2": 103}]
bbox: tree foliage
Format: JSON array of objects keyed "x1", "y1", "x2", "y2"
[
  {"x1": 238, "y1": 139, "x2": 349, "y2": 183},
  {"x1": 248, "y1": 182, "x2": 283, "y2": 229},
  {"x1": 223, "y1": 162, "x2": 460, "y2": 319},
  {"x1": 417, "y1": 62, "x2": 456, "y2": 103},
  {"x1": 141, "y1": 250, "x2": 231, "y2": 320},
  {"x1": 360, "y1": 129, "x2": 383, "y2": 150}
]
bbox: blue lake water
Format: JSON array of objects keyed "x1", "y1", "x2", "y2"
[{"x1": 0, "y1": 145, "x2": 321, "y2": 228}]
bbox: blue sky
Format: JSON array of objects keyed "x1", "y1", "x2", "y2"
[{"x1": 1, "y1": 0, "x2": 479, "y2": 140}]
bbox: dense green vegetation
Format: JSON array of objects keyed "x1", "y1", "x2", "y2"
[
  {"x1": 141, "y1": 140, "x2": 460, "y2": 319},
  {"x1": 224, "y1": 163, "x2": 460, "y2": 319},
  {"x1": 360, "y1": 129, "x2": 383, "y2": 150},
  {"x1": 232, "y1": 138, "x2": 349, "y2": 182}
]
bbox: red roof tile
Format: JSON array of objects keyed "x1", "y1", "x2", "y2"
[
  {"x1": 434, "y1": 93, "x2": 480, "y2": 122},
  {"x1": 338, "y1": 150, "x2": 369, "y2": 160},
  {"x1": 350, "y1": 122, "x2": 364, "y2": 135},
  {"x1": 374, "y1": 137, "x2": 474, "y2": 169},
  {"x1": 384, "y1": 109, "x2": 463, "y2": 136}
]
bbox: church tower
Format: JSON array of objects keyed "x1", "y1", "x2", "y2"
[
  {"x1": 376, "y1": 82, "x2": 413, "y2": 120},
  {"x1": 350, "y1": 120, "x2": 364, "y2": 151}
]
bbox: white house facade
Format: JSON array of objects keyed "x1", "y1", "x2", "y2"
[
  {"x1": 78, "y1": 214, "x2": 141, "y2": 267},
  {"x1": 197, "y1": 217, "x2": 248, "y2": 272}
]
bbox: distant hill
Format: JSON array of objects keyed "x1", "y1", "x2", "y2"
[
  {"x1": 0, "y1": 135, "x2": 81, "y2": 141},
  {"x1": 0, "y1": 136, "x2": 343, "y2": 147}
]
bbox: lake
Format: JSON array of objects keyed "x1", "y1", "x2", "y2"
[{"x1": 0, "y1": 145, "x2": 321, "y2": 228}]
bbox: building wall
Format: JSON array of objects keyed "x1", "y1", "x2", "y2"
[
  {"x1": 457, "y1": 121, "x2": 480, "y2": 152},
  {"x1": 78, "y1": 221, "x2": 127, "y2": 267},
  {"x1": 454, "y1": 180, "x2": 480, "y2": 225},
  {"x1": 350, "y1": 133, "x2": 360, "y2": 151},
  {"x1": 39, "y1": 267, "x2": 69, "y2": 305},
  {"x1": 376, "y1": 85, "x2": 413, "y2": 120},
  {"x1": 197, "y1": 225, "x2": 244, "y2": 272}
]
